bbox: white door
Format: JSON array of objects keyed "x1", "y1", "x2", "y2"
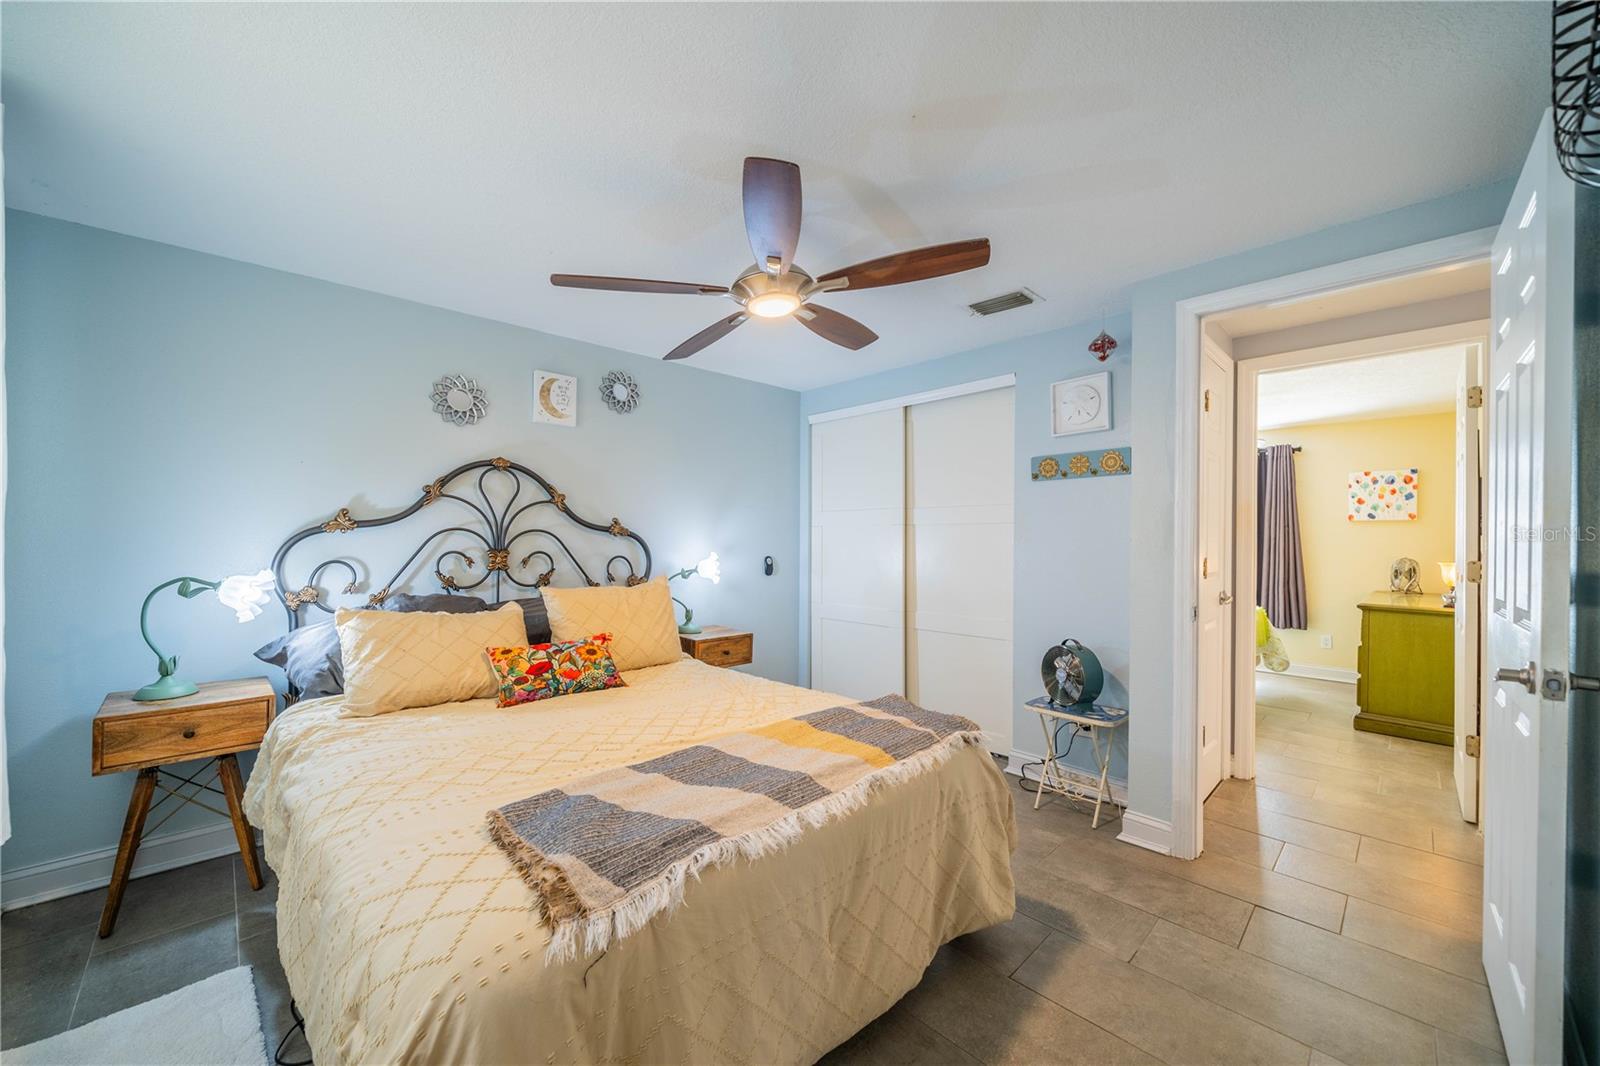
[
  {"x1": 1196, "y1": 341, "x2": 1234, "y2": 801},
  {"x1": 1453, "y1": 343, "x2": 1483, "y2": 823},
  {"x1": 810, "y1": 408, "x2": 906, "y2": 699},
  {"x1": 1482, "y1": 110, "x2": 1574, "y2": 1066},
  {"x1": 907, "y1": 388, "x2": 1014, "y2": 752}
]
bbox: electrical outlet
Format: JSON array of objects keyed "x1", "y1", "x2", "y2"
[{"x1": 1319, "y1": 634, "x2": 1333, "y2": 649}]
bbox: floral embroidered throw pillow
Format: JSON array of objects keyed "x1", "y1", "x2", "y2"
[{"x1": 486, "y1": 633, "x2": 624, "y2": 707}]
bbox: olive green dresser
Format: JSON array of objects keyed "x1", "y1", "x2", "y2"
[{"x1": 1354, "y1": 591, "x2": 1454, "y2": 746}]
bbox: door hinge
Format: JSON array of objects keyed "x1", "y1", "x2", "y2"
[
  {"x1": 1464, "y1": 735, "x2": 1481, "y2": 758},
  {"x1": 1466, "y1": 385, "x2": 1484, "y2": 409},
  {"x1": 1203, "y1": 388, "x2": 1211, "y2": 413},
  {"x1": 1466, "y1": 560, "x2": 1483, "y2": 583},
  {"x1": 1202, "y1": 556, "x2": 1210, "y2": 579}
]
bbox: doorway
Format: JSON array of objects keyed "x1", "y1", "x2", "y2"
[
  {"x1": 1228, "y1": 319, "x2": 1490, "y2": 814},
  {"x1": 1169, "y1": 114, "x2": 1578, "y2": 1066}
]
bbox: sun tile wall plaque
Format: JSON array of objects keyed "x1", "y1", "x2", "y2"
[{"x1": 1031, "y1": 447, "x2": 1132, "y2": 481}]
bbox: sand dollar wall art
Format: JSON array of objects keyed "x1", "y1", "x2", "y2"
[{"x1": 1348, "y1": 469, "x2": 1419, "y2": 521}]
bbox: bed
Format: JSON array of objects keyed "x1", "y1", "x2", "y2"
[{"x1": 243, "y1": 457, "x2": 1017, "y2": 1065}]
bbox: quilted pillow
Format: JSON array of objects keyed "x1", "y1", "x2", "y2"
[
  {"x1": 540, "y1": 576, "x2": 681, "y2": 673},
  {"x1": 486, "y1": 634, "x2": 625, "y2": 706},
  {"x1": 335, "y1": 601, "x2": 527, "y2": 717}
]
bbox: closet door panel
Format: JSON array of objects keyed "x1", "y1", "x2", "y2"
[
  {"x1": 907, "y1": 389, "x2": 1014, "y2": 751},
  {"x1": 810, "y1": 408, "x2": 906, "y2": 700}
]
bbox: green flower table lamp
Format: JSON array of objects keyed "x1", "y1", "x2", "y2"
[
  {"x1": 667, "y1": 552, "x2": 720, "y2": 635},
  {"x1": 134, "y1": 569, "x2": 276, "y2": 701}
]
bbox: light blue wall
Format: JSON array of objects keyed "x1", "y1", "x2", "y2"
[
  {"x1": 798, "y1": 315, "x2": 1134, "y2": 785},
  {"x1": 1125, "y1": 179, "x2": 1515, "y2": 824},
  {"x1": 2, "y1": 210, "x2": 801, "y2": 878}
]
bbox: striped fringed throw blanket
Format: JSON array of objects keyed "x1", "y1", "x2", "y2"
[{"x1": 486, "y1": 694, "x2": 986, "y2": 962}]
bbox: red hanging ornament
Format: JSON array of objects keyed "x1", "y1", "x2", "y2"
[{"x1": 1089, "y1": 330, "x2": 1118, "y2": 362}]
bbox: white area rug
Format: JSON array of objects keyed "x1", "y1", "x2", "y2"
[{"x1": 5, "y1": 966, "x2": 267, "y2": 1066}]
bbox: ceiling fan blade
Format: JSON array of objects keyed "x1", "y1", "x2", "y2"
[
  {"x1": 796, "y1": 304, "x2": 879, "y2": 350},
  {"x1": 550, "y1": 274, "x2": 728, "y2": 295},
  {"x1": 665, "y1": 312, "x2": 748, "y2": 361},
  {"x1": 815, "y1": 238, "x2": 991, "y2": 291},
  {"x1": 742, "y1": 157, "x2": 802, "y2": 275}
]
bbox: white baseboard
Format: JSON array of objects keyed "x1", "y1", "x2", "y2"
[
  {"x1": 1116, "y1": 811, "x2": 1174, "y2": 855},
  {"x1": 1, "y1": 822, "x2": 248, "y2": 911},
  {"x1": 1258, "y1": 663, "x2": 1358, "y2": 685},
  {"x1": 1005, "y1": 749, "x2": 1128, "y2": 807}
]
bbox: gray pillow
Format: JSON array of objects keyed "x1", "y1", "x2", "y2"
[
  {"x1": 381, "y1": 592, "x2": 489, "y2": 615},
  {"x1": 383, "y1": 591, "x2": 550, "y2": 643},
  {"x1": 254, "y1": 621, "x2": 345, "y2": 700},
  {"x1": 511, "y1": 596, "x2": 552, "y2": 645}
]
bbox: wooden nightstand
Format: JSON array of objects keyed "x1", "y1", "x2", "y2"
[
  {"x1": 92, "y1": 676, "x2": 276, "y2": 937},
  {"x1": 679, "y1": 626, "x2": 753, "y2": 668}
]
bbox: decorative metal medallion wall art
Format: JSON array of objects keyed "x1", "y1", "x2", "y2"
[
  {"x1": 432, "y1": 374, "x2": 489, "y2": 426},
  {"x1": 1031, "y1": 447, "x2": 1132, "y2": 481},
  {"x1": 600, "y1": 370, "x2": 640, "y2": 414},
  {"x1": 1554, "y1": 1, "x2": 1600, "y2": 188},
  {"x1": 271, "y1": 457, "x2": 652, "y2": 638}
]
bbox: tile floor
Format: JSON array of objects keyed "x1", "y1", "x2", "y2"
[
  {"x1": 3, "y1": 674, "x2": 1498, "y2": 1065},
  {"x1": 823, "y1": 675, "x2": 1500, "y2": 1066}
]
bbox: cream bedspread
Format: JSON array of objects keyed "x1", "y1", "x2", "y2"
[{"x1": 243, "y1": 657, "x2": 1017, "y2": 1065}]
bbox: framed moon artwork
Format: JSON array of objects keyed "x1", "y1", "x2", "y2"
[
  {"x1": 1051, "y1": 371, "x2": 1111, "y2": 436},
  {"x1": 532, "y1": 370, "x2": 578, "y2": 427}
]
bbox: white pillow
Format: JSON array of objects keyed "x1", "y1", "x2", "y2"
[{"x1": 335, "y1": 601, "x2": 527, "y2": 717}]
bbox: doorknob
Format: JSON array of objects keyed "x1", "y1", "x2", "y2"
[
  {"x1": 1495, "y1": 662, "x2": 1537, "y2": 693},
  {"x1": 1218, "y1": 591, "x2": 1234, "y2": 605}
]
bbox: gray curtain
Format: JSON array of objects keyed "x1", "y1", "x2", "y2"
[{"x1": 1257, "y1": 444, "x2": 1307, "y2": 629}]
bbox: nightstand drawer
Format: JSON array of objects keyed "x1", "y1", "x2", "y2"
[
  {"x1": 94, "y1": 697, "x2": 272, "y2": 774},
  {"x1": 685, "y1": 632, "x2": 753, "y2": 668}
]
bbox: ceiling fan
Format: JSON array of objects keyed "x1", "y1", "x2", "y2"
[{"x1": 550, "y1": 158, "x2": 992, "y2": 361}]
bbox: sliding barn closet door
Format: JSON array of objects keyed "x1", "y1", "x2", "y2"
[
  {"x1": 810, "y1": 409, "x2": 906, "y2": 699},
  {"x1": 907, "y1": 389, "x2": 1014, "y2": 751}
]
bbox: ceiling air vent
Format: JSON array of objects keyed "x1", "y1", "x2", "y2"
[{"x1": 968, "y1": 288, "x2": 1040, "y2": 316}]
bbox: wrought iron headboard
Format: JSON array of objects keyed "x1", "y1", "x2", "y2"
[{"x1": 271, "y1": 456, "x2": 652, "y2": 630}]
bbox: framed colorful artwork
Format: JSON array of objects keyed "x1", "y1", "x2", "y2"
[{"x1": 1348, "y1": 469, "x2": 1419, "y2": 521}]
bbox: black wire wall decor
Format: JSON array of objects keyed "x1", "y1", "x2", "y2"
[
  {"x1": 1555, "y1": 1, "x2": 1600, "y2": 188},
  {"x1": 270, "y1": 456, "x2": 652, "y2": 629}
]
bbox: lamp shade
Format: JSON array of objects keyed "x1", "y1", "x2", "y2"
[
  {"x1": 695, "y1": 552, "x2": 721, "y2": 584},
  {"x1": 216, "y1": 570, "x2": 276, "y2": 622},
  {"x1": 1439, "y1": 562, "x2": 1458, "y2": 590}
]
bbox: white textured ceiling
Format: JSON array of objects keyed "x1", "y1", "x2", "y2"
[
  {"x1": 1258, "y1": 345, "x2": 1467, "y2": 430},
  {"x1": 2, "y1": 3, "x2": 1548, "y2": 390}
]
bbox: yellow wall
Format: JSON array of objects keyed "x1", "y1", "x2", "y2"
[{"x1": 1259, "y1": 412, "x2": 1456, "y2": 672}]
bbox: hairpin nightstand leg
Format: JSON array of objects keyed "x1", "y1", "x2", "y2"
[{"x1": 99, "y1": 767, "x2": 157, "y2": 937}]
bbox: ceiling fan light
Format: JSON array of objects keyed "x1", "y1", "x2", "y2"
[{"x1": 747, "y1": 292, "x2": 801, "y2": 318}]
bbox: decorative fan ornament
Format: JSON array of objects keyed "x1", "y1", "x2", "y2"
[
  {"x1": 431, "y1": 374, "x2": 489, "y2": 426},
  {"x1": 600, "y1": 370, "x2": 640, "y2": 414},
  {"x1": 1554, "y1": 2, "x2": 1600, "y2": 188},
  {"x1": 1089, "y1": 330, "x2": 1118, "y2": 362}
]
